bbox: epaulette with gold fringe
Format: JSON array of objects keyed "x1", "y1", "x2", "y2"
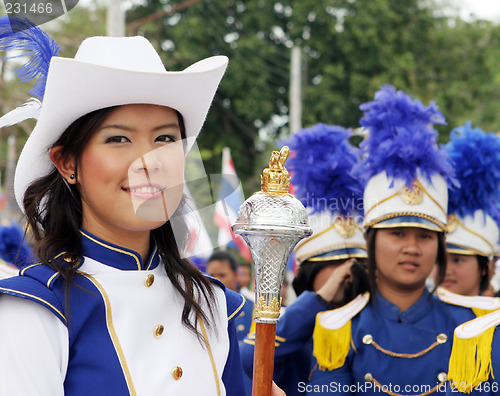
[
  {"x1": 448, "y1": 309, "x2": 500, "y2": 393},
  {"x1": 436, "y1": 287, "x2": 500, "y2": 317},
  {"x1": 312, "y1": 292, "x2": 370, "y2": 371}
]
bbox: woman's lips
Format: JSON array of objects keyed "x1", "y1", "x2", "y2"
[{"x1": 123, "y1": 184, "x2": 165, "y2": 198}]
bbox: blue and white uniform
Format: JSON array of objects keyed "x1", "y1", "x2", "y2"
[
  {"x1": 0, "y1": 229, "x2": 246, "y2": 396},
  {"x1": 235, "y1": 297, "x2": 254, "y2": 343},
  {"x1": 308, "y1": 289, "x2": 500, "y2": 396}
]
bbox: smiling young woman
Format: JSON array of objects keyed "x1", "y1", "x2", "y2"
[
  {"x1": 308, "y1": 86, "x2": 500, "y2": 396},
  {"x1": 0, "y1": 28, "x2": 259, "y2": 395}
]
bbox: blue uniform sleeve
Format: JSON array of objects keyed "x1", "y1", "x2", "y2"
[
  {"x1": 222, "y1": 319, "x2": 247, "y2": 396},
  {"x1": 240, "y1": 291, "x2": 327, "y2": 393},
  {"x1": 273, "y1": 291, "x2": 327, "y2": 356},
  {"x1": 241, "y1": 291, "x2": 326, "y2": 371},
  {"x1": 307, "y1": 355, "x2": 354, "y2": 395}
]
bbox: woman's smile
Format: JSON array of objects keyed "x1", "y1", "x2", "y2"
[{"x1": 123, "y1": 183, "x2": 166, "y2": 198}]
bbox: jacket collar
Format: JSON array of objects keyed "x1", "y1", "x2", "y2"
[
  {"x1": 80, "y1": 229, "x2": 160, "y2": 271},
  {"x1": 373, "y1": 288, "x2": 434, "y2": 324}
]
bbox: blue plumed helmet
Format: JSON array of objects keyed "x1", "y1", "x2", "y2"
[
  {"x1": 443, "y1": 122, "x2": 500, "y2": 257},
  {"x1": 356, "y1": 85, "x2": 454, "y2": 231},
  {"x1": 282, "y1": 123, "x2": 367, "y2": 265}
]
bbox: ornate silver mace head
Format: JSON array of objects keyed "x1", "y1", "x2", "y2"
[{"x1": 232, "y1": 146, "x2": 312, "y2": 324}]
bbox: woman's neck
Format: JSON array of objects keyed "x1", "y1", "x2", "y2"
[
  {"x1": 377, "y1": 283, "x2": 426, "y2": 312},
  {"x1": 83, "y1": 225, "x2": 151, "y2": 263}
]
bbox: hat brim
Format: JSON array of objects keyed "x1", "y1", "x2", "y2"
[
  {"x1": 369, "y1": 215, "x2": 444, "y2": 232},
  {"x1": 446, "y1": 244, "x2": 489, "y2": 257},
  {"x1": 14, "y1": 55, "x2": 228, "y2": 209},
  {"x1": 305, "y1": 247, "x2": 368, "y2": 262}
]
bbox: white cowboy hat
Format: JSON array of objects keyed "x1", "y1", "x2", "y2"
[{"x1": 14, "y1": 35, "x2": 228, "y2": 209}]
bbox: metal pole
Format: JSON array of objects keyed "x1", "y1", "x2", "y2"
[
  {"x1": 289, "y1": 46, "x2": 302, "y2": 135},
  {"x1": 107, "y1": 0, "x2": 125, "y2": 37}
]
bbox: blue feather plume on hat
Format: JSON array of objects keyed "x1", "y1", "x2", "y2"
[
  {"x1": 355, "y1": 85, "x2": 454, "y2": 188},
  {"x1": 281, "y1": 123, "x2": 364, "y2": 217},
  {"x1": 0, "y1": 222, "x2": 34, "y2": 268},
  {"x1": 0, "y1": 16, "x2": 61, "y2": 99},
  {"x1": 443, "y1": 122, "x2": 500, "y2": 219}
]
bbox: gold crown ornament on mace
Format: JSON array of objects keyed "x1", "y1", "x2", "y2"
[{"x1": 232, "y1": 146, "x2": 312, "y2": 396}]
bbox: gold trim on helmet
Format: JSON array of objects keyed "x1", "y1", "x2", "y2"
[{"x1": 365, "y1": 212, "x2": 446, "y2": 232}]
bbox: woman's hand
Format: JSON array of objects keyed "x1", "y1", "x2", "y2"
[
  {"x1": 316, "y1": 258, "x2": 357, "y2": 303},
  {"x1": 272, "y1": 381, "x2": 286, "y2": 395}
]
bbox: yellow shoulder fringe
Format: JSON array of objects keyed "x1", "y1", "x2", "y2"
[
  {"x1": 312, "y1": 292, "x2": 370, "y2": 371},
  {"x1": 448, "y1": 309, "x2": 500, "y2": 393}
]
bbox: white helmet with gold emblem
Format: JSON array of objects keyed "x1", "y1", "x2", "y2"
[
  {"x1": 357, "y1": 85, "x2": 453, "y2": 232},
  {"x1": 283, "y1": 123, "x2": 367, "y2": 266},
  {"x1": 443, "y1": 122, "x2": 500, "y2": 258}
]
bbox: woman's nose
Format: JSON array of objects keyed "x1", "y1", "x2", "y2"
[
  {"x1": 403, "y1": 235, "x2": 421, "y2": 255},
  {"x1": 132, "y1": 148, "x2": 163, "y2": 174}
]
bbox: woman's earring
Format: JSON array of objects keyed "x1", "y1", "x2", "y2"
[{"x1": 70, "y1": 174, "x2": 75, "y2": 180}]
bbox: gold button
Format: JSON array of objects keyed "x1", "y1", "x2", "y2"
[
  {"x1": 364, "y1": 373, "x2": 373, "y2": 382},
  {"x1": 438, "y1": 372, "x2": 447, "y2": 382},
  {"x1": 154, "y1": 325, "x2": 164, "y2": 338},
  {"x1": 362, "y1": 334, "x2": 373, "y2": 345},
  {"x1": 172, "y1": 366, "x2": 183, "y2": 380},
  {"x1": 436, "y1": 333, "x2": 447, "y2": 344},
  {"x1": 237, "y1": 324, "x2": 245, "y2": 332},
  {"x1": 145, "y1": 274, "x2": 155, "y2": 287}
]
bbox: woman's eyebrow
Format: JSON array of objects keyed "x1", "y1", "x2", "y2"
[
  {"x1": 98, "y1": 123, "x2": 180, "y2": 132},
  {"x1": 152, "y1": 123, "x2": 181, "y2": 131},
  {"x1": 98, "y1": 123, "x2": 134, "y2": 131}
]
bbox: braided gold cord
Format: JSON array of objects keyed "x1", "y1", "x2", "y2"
[{"x1": 370, "y1": 340, "x2": 440, "y2": 359}]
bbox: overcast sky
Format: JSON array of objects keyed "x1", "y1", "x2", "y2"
[{"x1": 452, "y1": 0, "x2": 500, "y2": 22}]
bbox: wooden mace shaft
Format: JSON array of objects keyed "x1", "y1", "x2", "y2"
[{"x1": 252, "y1": 322, "x2": 277, "y2": 396}]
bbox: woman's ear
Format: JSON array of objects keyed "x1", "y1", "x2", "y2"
[{"x1": 50, "y1": 146, "x2": 76, "y2": 184}]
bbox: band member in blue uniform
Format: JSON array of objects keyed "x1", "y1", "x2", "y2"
[
  {"x1": 441, "y1": 125, "x2": 500, "y2": 396},
  {"x1": 440, "y1": 123, "x2": 500, "y2": 297},
  {"x1": 307, "y1": 85, "x2": 500, "y2": 396},
  {"x1": 240, "y1": 123, "x2": 369, "y2": 395},
  {"x1": 0, "y1": 18, "x2": 287, "y2": 396}
]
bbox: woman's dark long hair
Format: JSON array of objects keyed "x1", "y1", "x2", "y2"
[
  {"x1": 365, "y1": 227, "x2": 447, "y2": 298},
  {"x1": 477, "y1": 255, "x2": 490, "y2": 294},
  {"x1": 23, "y1": 106, "x2": 217, "y2": 341}
]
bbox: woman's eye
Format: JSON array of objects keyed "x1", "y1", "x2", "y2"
[
  {"x1": 156, "y1": 134, "x2": 176, "y2": 143},
  {"x1": 105, "y1": 136, "x2": 129, "y2": 143},
  {"x1": 391, "y1": 231, "x2": 404, "y2": 237}
]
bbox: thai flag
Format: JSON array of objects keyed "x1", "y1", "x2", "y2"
[
  {"x1": 213, "y1": 147, "x2": 252, "y2": 262},
  {"x1": 183, "y1": 185, "x2": 214, "y2": 259}
]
